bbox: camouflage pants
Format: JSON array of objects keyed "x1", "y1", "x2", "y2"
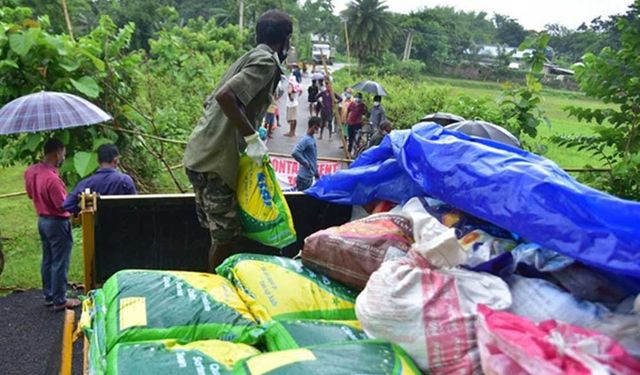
[{"x1": 186, "y1": 169, "x2": 241, "y2": 245}]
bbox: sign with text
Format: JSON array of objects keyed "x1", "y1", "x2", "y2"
[{"x1": 270, "y1": 156, "x2": 342, "y2": 191}]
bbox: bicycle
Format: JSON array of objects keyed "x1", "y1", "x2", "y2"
[{"x1": 352, "y1": 124, "x2": 374, "y2": 158}]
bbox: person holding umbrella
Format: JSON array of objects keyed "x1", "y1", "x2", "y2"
[
  {"x1": 369, "y1": 95, "x2": 386, "y2": 132},
  {"x1": 24, "y1": 139, "x2": 80, "y2": 311},
  {"x1": 346, "y1": 92, "x2": 367, "y2": 155},
  {"x1": 0, "y1": 89, "x2": 113, "y2": 312}
]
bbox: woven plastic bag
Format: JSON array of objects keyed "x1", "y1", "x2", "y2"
[
  {"x1": 101, "y1": 270, "x2": 262, "y2": 352},
  {"x1": 302, "y1": 212, "x2": 414, "y2": 290},
  {"x1": 264, "y1": 319, "x2": 368, "y2": 351},
  {"x1": 356, "y1": 249, "x2": 512, "y2": 374},
  {"x1": 237, "y1": 154, "x2": 296, "y2": 248},
  {"x1": 216, "y1": 254, "x2": 357, "y2": 322},
  {"x1": 80, "y1": 289, "x2": 108, "y2": 375},
  {"x1": 105, "y1": 340, "x2": 259, "y2": 375},
  {"x1": 476, "y1": 304, "x2": 640, "y2": 375}
]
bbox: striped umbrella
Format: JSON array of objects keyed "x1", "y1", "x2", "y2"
[{"x1": 0, "y1": 91, "x2": 112, "y2": 135}]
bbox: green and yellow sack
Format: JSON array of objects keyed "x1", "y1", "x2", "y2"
[
  {"x1": 237, "y1": 154, "x2": 296, "y2": 249},
  {"x1": 264, "y1": 319, "x2": 368, "y2": 351},
  {"x1": 233, "y1": 340, "x2": 422, "y2": 375},
  {"x1": 102, "y1": 270, "x2": 263, "y2": 352},
  {"x1": 105, "y1": 339, "x2": 260, "y2": 375},
  {"x1": 81, "y1": 289, "x2": 108, "y2": 375},
  {"x1": 216, "y1": 254, "x2": 357, "y2": 322}
]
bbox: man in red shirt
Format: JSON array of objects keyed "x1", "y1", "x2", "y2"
[
  {"x1": 24, "y1": 139, "x2": 80, "y2": 311},
  {"x1": 346, "y1": 92, "x2": 367, "y2": 154}
]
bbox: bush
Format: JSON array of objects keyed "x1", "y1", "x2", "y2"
[{"x1": 333, "y1": 69, "x2": 500, "y2": 129}]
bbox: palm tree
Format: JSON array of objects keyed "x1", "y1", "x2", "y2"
[{"x1": 341, "y1": 0, "x2": 395, "y2": 64}]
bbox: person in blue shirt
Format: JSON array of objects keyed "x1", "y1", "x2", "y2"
[
  {"x1": 291, "y1": 117, "x2": 321, "y2": 191},
  {"x1": 63, "y1": 144, "x2": 137, "y2": 213}
]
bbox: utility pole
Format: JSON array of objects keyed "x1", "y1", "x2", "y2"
[
  {"x1": 239, "y1": 0, "x2": 244, "y2": 34},
  {"x1": 402, "y1": 31, "x2": 414, "y2": 61},
  {"x1": 61, "y1": 0, "x2": 74, "y2": 41},
  {"x1": 343, "y1": 21, "x2": 351, "y2": 72}
]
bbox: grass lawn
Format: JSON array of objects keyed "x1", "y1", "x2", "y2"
[
  {"x1": 0, "y1": 165, "x2": 84, "y2": 291},
  {"x1": 423, "y1": 76, "x2": 609, "y2": 168}
]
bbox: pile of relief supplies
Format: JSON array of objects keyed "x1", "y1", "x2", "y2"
[
  {"x1": 81, "y1": 123, "x2": 640, "y2": 375},
  {"x1": 80, "y1": 156, "x2": 419, "y2": 375}
]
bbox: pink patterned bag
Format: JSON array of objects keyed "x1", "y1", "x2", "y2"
[{"x1": 477, "y1": 305, "x2": 640, "y2": 375}]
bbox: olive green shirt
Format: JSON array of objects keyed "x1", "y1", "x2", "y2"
[{"x1": 183, "y1": 44, "x2": 282, "y2": 190}]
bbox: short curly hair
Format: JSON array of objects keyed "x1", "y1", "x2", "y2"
[{"x1": 256, "y1": 10, "x2": 292, "y2": 46}]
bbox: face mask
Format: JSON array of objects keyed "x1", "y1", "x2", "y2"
[
  {"x1": 56, "y1": 150, "x2": 66, "y2": 168},
  {"x1": 278, "y1": 36, "x2": 291, "y2": 62},
  {"x1": 355, "y1": 98, "x2": 361, "y2": 103},
  {"x1": 345, "y1": 93, "x2": 352, "y2": 99},
  {"x1": 373, "y1": 101, "x2": 380, "y2": 106}
]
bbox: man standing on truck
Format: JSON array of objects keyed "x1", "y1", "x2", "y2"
[
  {"x1": 183, "y1": 10, "x2": 293, "y2": 270},
  {"x1": 62, "y1": 144, "x2": 137, "y2": 214},
  {"x1": 24, "y1": 139, "x2": 80, "y2": 311}
]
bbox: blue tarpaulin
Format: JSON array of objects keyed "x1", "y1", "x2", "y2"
[{"x1": 307, "y1": 123, "x2": 640, "y2": 277}]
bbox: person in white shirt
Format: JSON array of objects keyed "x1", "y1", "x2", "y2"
[{"x1": 284, "y1": 76, "x2": 301, "y2": 137}]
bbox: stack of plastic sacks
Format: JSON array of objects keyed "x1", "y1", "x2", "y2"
[
  {"x1": 303, "y1": 122, "x2": 640, "y2": 374},
  {"x1": 354, "y1": 197, "x2": 514, "y2": 374},
  {"x1": 80, "y1": 270, "x2": 265, "y2": 374},
  {"x1": 215, "y1": 253, "x2": 422, "y2": 374},
  {"x1": 81, "y1": 258, "x2": 423, "y2": 375},
  {"x1": 352, "y1": 197, "x2": 640, "y2": 374}
]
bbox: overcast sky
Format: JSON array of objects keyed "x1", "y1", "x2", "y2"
[{"x1": 333, "y1": 0, "x2": 633, "y2": 30}]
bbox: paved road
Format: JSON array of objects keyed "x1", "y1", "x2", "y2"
[
  {"x1": 0, "y1": 289, "x2": 83, "y2": 375},
  {"x1": 267, "y1": 64, "x2": 349, "y2": 161}
]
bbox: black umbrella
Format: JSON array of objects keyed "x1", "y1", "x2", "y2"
[
  {"x1": 445, "y1": 120, "x2": 521, "y2": 148},
  {"x1": 421, "y1": 112, "x2": 465, "y2": 126},
  {"x1": 352, "y1": 80, "x2": 388, "y2": 96}
]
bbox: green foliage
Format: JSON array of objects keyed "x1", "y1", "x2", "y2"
[
  {"x1": 390, "y1": 7, "x2": 494, "y2": 69},
  {"x1": 333, "y1": 68, "x2": 500, "y2": 129},
  {"x1": 340, "y1": 33, "x2": 552, "y2": 153},
  {"x1": 73, "y1": 150, "x2": 98, "y2": 177},
  {"x1": 367, "y1": 53, "x2": 426, "y2": 79},
  {"x1": 493, "y1": 14, "x2": 527, "y2": 47},
  {"x1": 150, "y1": 17, "x2": 245, "y2": 64},
  {"x1": 341, "y1": 0, "x2": 395, "y2": 64},
  {"x1": 554, "y1": 1, "x2": 640, "y2": 199},
  {"x1": 0, "y1": 10, "x2": 148, "y2": 186},
  {"x1": 498, "y1": 33, "x2": 551, "y2": 142}
]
